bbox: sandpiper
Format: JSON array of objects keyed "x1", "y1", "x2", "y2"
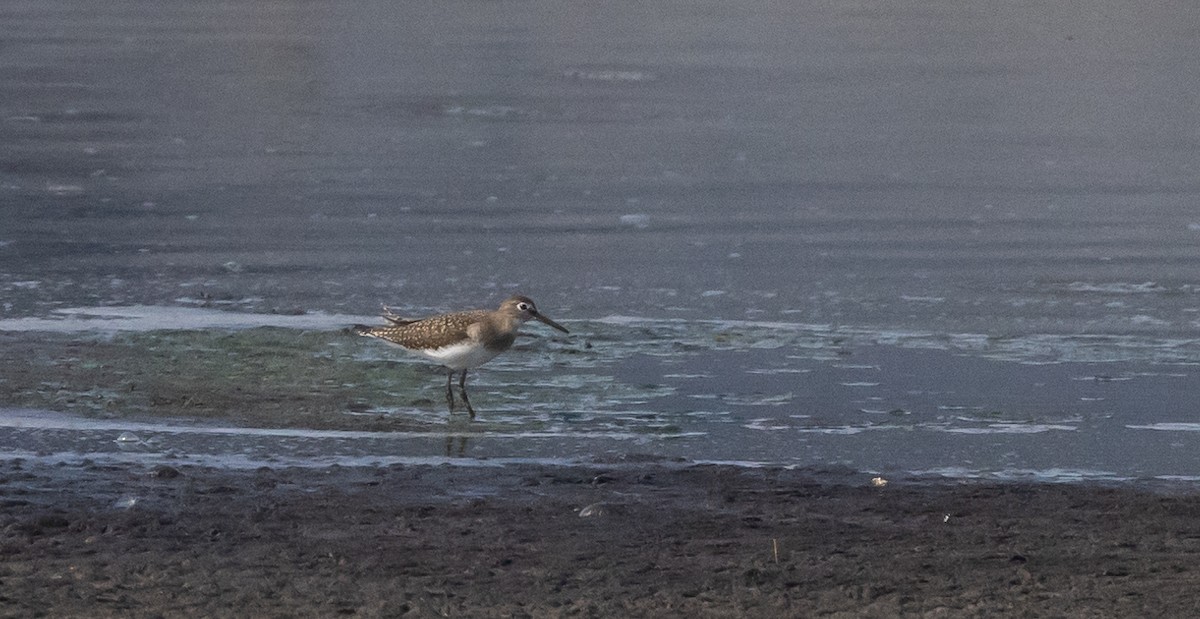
[{"x1": 352, "y1": 295, "x2": 569, "y2": 418}]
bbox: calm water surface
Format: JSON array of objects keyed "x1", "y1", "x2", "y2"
[{"x1": 3, "y1": 1, "x2": 1200, "y2": 483}]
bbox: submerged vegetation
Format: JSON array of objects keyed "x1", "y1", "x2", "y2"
[
  {"x1": 0, "y1": 328, "x2": 477, "y2": 431},
  {"x1": 0, "y1": 324, "x2": 673, "y2": 434}
]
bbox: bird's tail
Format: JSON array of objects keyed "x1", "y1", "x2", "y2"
[{"x1": 381, "y1": 305, "x2": 416, "y2": 326}]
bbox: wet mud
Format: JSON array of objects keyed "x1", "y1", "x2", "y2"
[{"x1": 3, "y1": 460, "x2": 1200, "y2": 618}]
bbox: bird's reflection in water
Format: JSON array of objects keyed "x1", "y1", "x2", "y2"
[{"x1": 445, "y1": 434, "x2": 469, "y2": 457}]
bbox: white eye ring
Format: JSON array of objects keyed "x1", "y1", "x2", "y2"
[{"x1": 518, "y1": 302, "x2": 531, "y2": 311}]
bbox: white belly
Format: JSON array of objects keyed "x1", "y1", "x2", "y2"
[{"x1": 414, "y1": 341, "x2": 503, "y2": 371}]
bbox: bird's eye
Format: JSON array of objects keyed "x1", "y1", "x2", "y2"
[{"x1": 517, "y1": 302, "x2": 531, "y2": 311}]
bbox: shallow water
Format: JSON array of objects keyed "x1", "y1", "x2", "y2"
[
  {"x1": 4, "y1": 1, "x2": 1200, "y2": 484},
  {"x1": 3, "y1": 307, "x2": 1200, "y2": 483}
]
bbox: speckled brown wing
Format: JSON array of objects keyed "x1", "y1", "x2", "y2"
[{"x1": 354, "y1": 310, "x2": 489, "y2": 350}]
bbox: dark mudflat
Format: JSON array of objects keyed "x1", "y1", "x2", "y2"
[{"x1": 3, "y1": 460, "x2": 1199, "y2": 617}]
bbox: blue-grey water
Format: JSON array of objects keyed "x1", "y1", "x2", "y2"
[{"x1": 4, "y1": 1, "x2": 1200, "y2": 484}]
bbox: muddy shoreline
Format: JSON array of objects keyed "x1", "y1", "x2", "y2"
[{"x1": 3, "y1": 459, "x2": 1200, "y2": 618}]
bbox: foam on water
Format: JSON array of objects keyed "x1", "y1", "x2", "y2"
[
  {"x1": 0, "y1": 408, "x2": 703, "y2": 470},
  {"x1": 911, "y1": 467, "x2": 1133, "y2": 484},
  {"x1": 0, "y1": 408, "x2": 658, "y2": 441},
  {"x1": 938, "y1": 423, "x2": 1078, "y2": 435},
  {"x1": 0, "y1": 306, "x2": 375, "y2": 333},
  {"x1": 1128, "y1": 423, "x2": 1200, "y2": 432}
]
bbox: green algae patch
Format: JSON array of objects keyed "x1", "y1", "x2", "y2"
[
  {"x1": 0, "y1": 321, "x2": 683, "y2": 437},
  {"x1": 0, "y1": 328, "x2": 447, "y2": 431}
]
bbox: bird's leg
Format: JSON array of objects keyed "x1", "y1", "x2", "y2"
[
  {"x1": 445, "y1": 370, "x2": 456, "y2": 412},
  {"x1": 458, "y1": 369, "x2": 475, "y2": 419}
]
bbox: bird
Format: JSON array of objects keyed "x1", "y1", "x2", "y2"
[{"x1": 351, "y1": 295, "x2": 569, "y2": 418}]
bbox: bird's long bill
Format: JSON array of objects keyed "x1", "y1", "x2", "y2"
[{"x1": 533, "y1": 312, "x2": 570, "y2": 334}]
